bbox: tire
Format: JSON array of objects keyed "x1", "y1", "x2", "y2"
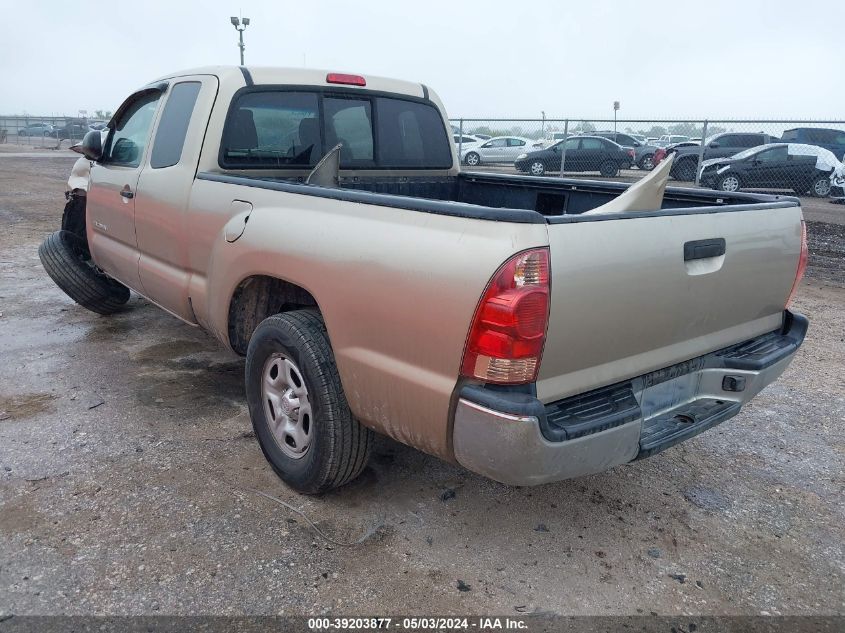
[
  {"x1": 717, "y1": 172, "x2": 742, "y2": 193},
  {"x1": 599, "y1": 160, "x2": 619, "y2": 178},
  {"x1": 638, "y1": 153, "x2": 655, "y2": 171},
  {"x1": 38, "y1": 230, "x2": 130, "y2": 315},
  {"x1": 464, "y1": 152, "x2": 480, "y2": 167},
  {"x1": 245, "y1": 310, "x2": 374, "y2": 494},
  {"x1": 809, "y1": 175, "x2": 832, "y2": 198},
  {"x1": 528, "y1": 160, "x2": 546, "y2": 176},
  {"x1": 674, "y1": 158, "x2": 697, "y2": 181}
]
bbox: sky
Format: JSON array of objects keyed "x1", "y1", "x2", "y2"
[{"x1": 1, "y1": 0, "x2": 842, "y2": 120}]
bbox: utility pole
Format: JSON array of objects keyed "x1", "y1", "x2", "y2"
[{"x1": 230, "y1": 16, "x2": 251, "y2": 65}]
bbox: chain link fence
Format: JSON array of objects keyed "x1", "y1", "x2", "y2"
[
  {"x1": 0, "y1": 115, "x2": 103, "y2": 148},
  {"x1": 450, "y1": 118, "x2": 845, "y2": 198}
]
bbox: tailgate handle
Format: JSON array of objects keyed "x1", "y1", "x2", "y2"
[{"x1": 684, "y1": 238, "x2": 725, "y2": 261}]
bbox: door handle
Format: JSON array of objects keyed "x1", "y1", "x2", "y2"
[
  {"x1": 684, "y1": 238, "x2": 726, "y2": 261},
  {"x1": 120, "y1": 186, "x2": 134, "y2": 199}
]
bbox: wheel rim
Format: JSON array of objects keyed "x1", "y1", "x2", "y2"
[
  {"x1": 261, "y1": 353, "x2": 312, "y2": 459},
  {"x1": 814, "y1": 179, "x2": 831, "y2": 196},
  {"x1": 642, "y1": 156, "x2": 654, "y2": 170},
  {"x1": 721, "y1": 175, "x2": 740, "y2": 192},
  {"x1": 530, "y1": 161, "x2": 544, "y2": 175},
  {"x1": 467, "y1": 153, "x2": 479, "y2": 165}
]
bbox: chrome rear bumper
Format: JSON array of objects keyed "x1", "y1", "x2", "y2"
[{"x1": 453, "y1": 311, "x2": 807, "y2": 486}]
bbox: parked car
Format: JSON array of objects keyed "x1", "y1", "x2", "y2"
[
  {"x1": 461, "y1": 136, "x2": 543, "y2": 166},
  {"x1": 39, "y1": 66, "x2": 808, "y2": 494},
  {"x1": 588, "y1": 131, "x2": 661, "y2": 170},
  {"x1": 18, "y1": 123, "x2": 54, "y2": 137},
  {"x1": 698, "y1": 143, "x2": 839, "y2": 197},
  {"x1": 780, "y1": 128, "x2": 845, "y2": 160},
  {"x1": 514, "y1": 135, "x2": 633, "y2": 176},
  {"x1": 653, "y1": 134, "x2": 690, "y2": 148},
  {"x1": 453, "y1": 133, "x2": 483, "y2": 147},
  {"x1": 50, "y1": 123, "x2": 89, "y2": 140},
  {"x1": 668, "y1": 132, "x2": 776, "y2": 181}
]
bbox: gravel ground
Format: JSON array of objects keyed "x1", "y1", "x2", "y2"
[{"x1": 0, "y1": 154, "x2": 843, "y2": 617}]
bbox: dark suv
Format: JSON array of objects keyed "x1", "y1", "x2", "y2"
[
  {"x1": 669, "y1": 132, "x2": 775, "y2": 181},
  {"x1": 781, "y1": 128, "x2": 845, "y2": 161}
]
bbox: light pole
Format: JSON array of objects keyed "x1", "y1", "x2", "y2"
[
  {"x1": 613, "y1": 100, "x2": 620, "y2": 135},
  {"x1": 230, "y1": 16, "x2": 250, "y2": 65}
]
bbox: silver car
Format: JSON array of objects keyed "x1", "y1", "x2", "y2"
[{"x1": 461, "y1": 136, "x2": 543, "y2": 166}]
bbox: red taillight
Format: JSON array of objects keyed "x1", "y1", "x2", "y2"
[
  {"x1": 326, "y1": 73, "x2": 366, "y2": 86},
  {"x1": 654, "y1": 148, "x2": 666, "y2": 164},
  {"x1": 461, "y1": 249, "x2": 550, "y2": 384},
  {"x1": 786, "y1": 220, "x2": 808, "y2": 306},
  {"x1": 628, "y1": 149, "x2": 635, "y2": 159}
]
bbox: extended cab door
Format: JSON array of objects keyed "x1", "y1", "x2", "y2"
[
  {"x1": 87, "y1": 89, "x2": 163, "y2": 292},
  {"x1": 134, "y1": 76, "x2": 219, "y2": 322}
]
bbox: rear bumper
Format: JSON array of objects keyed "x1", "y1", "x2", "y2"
[{"x1": 453, "y1": 311, "x2": 807, "y2": 486}]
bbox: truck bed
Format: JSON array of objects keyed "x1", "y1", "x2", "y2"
[{"x1": 198, "y1": 170, "x2": 801, "y2": 223}]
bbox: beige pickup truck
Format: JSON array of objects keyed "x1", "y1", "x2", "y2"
[{"x1": 40, "y1": 66, "x2": 809, "y2": 493}]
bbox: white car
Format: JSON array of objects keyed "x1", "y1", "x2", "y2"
[
  {"x1": 461, "y1": 136, "x2": 545, "y2": 166},
  {"x1": 453, "y1": 134, "x2": 484, "y2": 149}
]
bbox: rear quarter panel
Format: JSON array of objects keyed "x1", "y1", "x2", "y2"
[{"x1": 192, "y1": 180, "x2": 548, "y2": 460}]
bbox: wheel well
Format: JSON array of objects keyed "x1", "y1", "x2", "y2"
[{"x1": 227, "y1": 275, "x2": 319, "y2": 355}]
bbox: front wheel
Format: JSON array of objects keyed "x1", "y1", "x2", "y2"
[
  {"x1": 529, "y1": 160, "x2": 546, "y2": 176},
  {"x1": 599, "y1": 160, "x2": 619, "y2": 177},
  {"x1": 245, "y1": 310, "x2": 374, "y2": 494},
  {"x1": 717, "y1": 172, "x2": 742, "y2": 193},
  {"x1": 464, "y1": 152, "x2": 480, "y2": 167},
  {"x1": 38, "y1": 230, "x2": 130, "y2": 315},
  {"x1": 809, "y1": 175, "x2": 832, "y2": 198}
]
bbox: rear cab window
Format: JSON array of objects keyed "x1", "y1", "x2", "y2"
[{"x1": 220, "y1": 88, "x2": 452, "y2": 170}]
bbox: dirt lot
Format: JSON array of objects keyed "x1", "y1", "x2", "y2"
[{"x1": 0, "y1": 154, "x2": 843, "y2": 617}]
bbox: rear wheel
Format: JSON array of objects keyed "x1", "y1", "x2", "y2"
[
  {"x1": 245, "y1": 310, "x2": 373, "y2": 494},
  {"x1": 809, "y1": 175, "x2": 832, "y2": 198},
  {"x1": 599, "y1": 160, "x2": 619, "y2": 177},
  {"x1": 464, "y1": 152, "x2": 480, "y2": 167},
  {"x1": 638, "y1": 153, "x2": 655, "y2": 171},
  {"x1": 717, "y1": 172, "x2": 742, "y2": 193},
  {"x1": 38, "y1": 230, "x2": 130, "y2": 315},
  {"x1": 529, "y1": 160, "x2": 546, "y2": 176}
]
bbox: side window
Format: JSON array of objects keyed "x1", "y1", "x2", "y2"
[
  {"x1": 580, "y1": 138, "x2": 604, "y2": 150},
  {"x1": 487, "y1": 139, "x2": 508, "y2": 148},
  {"x1": 102, "y1": 92, "x2": 160, "y2": 167},
  {"x1": 564, "y1": 138, "x2": 579, "y2": 150},
  {"x1": 833, "y1": 131, "x2": 845, "y2": 144},
  {"x1": 324, "y1": 97, "x2": 374, "y2": 166},
  {"x1": 507, "y1": 138, "x2": 526, "y2": 147},
  {"x1": 756, "y1": 146, "x2": 788, "y2": 162},
  {"x1": 737, "y1": 135, "x2": 764, "y2": 148},
  {"x1": 150, "y1": 82, "x2": 201, "y2": 169},
  {"x1": 806, "y1": 129, "x2": 831, "y2": 143},
  {"x1": 715, "y1": 135, "x2": 736, "y2": 146},
  {"x1": 781, "y1": 130, "x2": 799, "y2": 142},
  {"x1": 221, "y1": 91, "x2": 320, "y2": 167},
  {"x1": 376, "y1": 97, "x2": 451, "y2": 168}
]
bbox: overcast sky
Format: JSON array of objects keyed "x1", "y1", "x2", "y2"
[{"x1": 1, "y1": 0, "x2": 842, "y2": 120}]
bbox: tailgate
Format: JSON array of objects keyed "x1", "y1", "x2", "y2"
[{"x1": 536, "y1": 205, "x2": 803, "y2": 403}]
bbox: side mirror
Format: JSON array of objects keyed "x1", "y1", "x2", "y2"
[
  {"x1": 80, "y1": 130, "x2": 103, "y2": 161},
  {"x1": 709, "y1": 141, "x2": 720, "y2": 148}
]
